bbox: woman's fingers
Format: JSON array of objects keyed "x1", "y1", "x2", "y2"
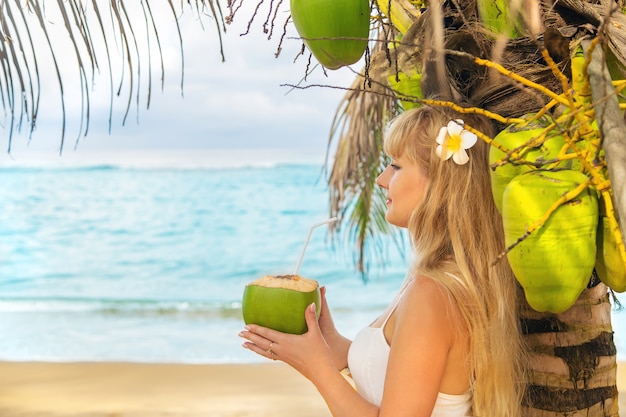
[
  {"x1": 242, "y1": 338, "x2": 278, "y2": 360},
  {"x1": 318, "y1": 288, "x2": 336, "y2": 335},
  {"x1": 239, "y1": 325, "x2": 284, "y2": 360},
  {"x1": 305, "y1": 303, "x2": 320, "y2": 334},
  {"x1": 240, "y1": 326, "x2": 270, "y2": 347},
  {"x1": 240, "y1": 304, "x2": 333, "y2": 378},
  {"x1": 240, "y1": 303, "x2": 320, "y2": 363},
  {"x1": 320, "y1": 286, "x2": 329, "y2": 310},
  {"x1": 320, "y1": 289, "x2": 332, "y2": 319},
  {"x1": 243, "y1": 323, "x2": 283, "y2": 344}
]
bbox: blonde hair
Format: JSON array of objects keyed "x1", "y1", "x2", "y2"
[{"x1": 384, "y1": 106, "x2": 526, "y2": 417}]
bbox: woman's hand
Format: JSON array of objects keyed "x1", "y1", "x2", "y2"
[
  {"x1": 239, "y1": 302, "x2": 335, "y2": 379},
  {"x1": 241, "y1": 302, "x2": 380, "y2": 417}
]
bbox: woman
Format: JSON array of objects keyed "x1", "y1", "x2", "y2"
[{"x1": 239, "y1": 106, "x2": 526, "y2": 417}]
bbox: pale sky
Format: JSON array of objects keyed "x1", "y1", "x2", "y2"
[{"x1": 1, "y1": 2, "x2": 360, "y2": 159}]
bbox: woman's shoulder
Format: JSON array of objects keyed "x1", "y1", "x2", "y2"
[
  {"x1": 397, "y1": 275, "x2": 463, "y2": 333},
  {"x1": 404, "y1": 275, "x2": 456, "y2": 307}
]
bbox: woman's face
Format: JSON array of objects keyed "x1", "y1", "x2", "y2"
[{"x1": 376, "y1": 153, "x2": 429, "y2": 228}]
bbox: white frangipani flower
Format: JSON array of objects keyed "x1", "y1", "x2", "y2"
[{"x1": 435, "y1": 119, "x2": 478, "y2": 165}]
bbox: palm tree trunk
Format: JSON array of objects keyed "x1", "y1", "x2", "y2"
[{"x1": 521, "y1": 280, "x2": 619, "y2": 416}]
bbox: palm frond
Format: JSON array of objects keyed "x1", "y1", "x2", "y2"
[
  {"x1": 0, "y1": 0, "x2": 225, "y2": 153},
  {"x1": 326, "y1": 28, "x2": 406, "y2": 278}
]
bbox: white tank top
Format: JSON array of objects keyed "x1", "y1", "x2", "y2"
[{"x1": 347, "y1": 287, "x2": 472, "y2": 416}]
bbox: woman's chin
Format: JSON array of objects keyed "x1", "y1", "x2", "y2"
[{"x1": 385, "y1": 214, "x2": 407, "y2": 229}]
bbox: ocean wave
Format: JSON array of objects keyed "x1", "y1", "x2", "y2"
[
  {"x1": 0, "y1": 295, "x2": 383, "y2": 318},
  {"x1": 0, "y1": 297, "x2": 244, "y2": 318}
]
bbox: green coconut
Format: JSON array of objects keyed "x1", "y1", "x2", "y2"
[
  {"x1": 290, "y1": 0, "x2": 370, "y2": 70},
  {"x1": 490, "y1": 121, "x2": 567, "y2": 213},
  {"x1": 387, "y1": 70, "x2": 423, "y2": 110},
  {"x1": 503, "y1": 170, "x2": 598, "y2": 313},
  {"x1": 242, "y1": 274, "x2": 321, "y2": 334}
]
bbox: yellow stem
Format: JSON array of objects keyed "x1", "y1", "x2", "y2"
[
  {"x1": 568, "y1": 43, "x2": 602, "y2": 157},
  {"x1": 496, "y1": 128, "x2": 553, "y2": 169},
  {"x1": 503, "y1": 179, "x2": 592, "y2": 256},
  {"x1": 421, "y1": 99, "x2": 526, "y2": 125},
  {"x1": 612, "y1": 80, "x2": 626, "y2": 90},
  {"x1": 542, "y1": 48, "x2": 572, "y2": 103},
  {"x1": 526, "y1": 99, "x2": 560, "y2": 122}
]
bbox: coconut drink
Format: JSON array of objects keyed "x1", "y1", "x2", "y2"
[
  {"x1": 241, "y1": 218, "x2": 335, "y2": 335},
  {"x1": 242, "y1": 274, "x2": 321, "y2": 334}
]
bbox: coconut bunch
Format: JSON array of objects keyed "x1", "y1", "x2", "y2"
[
  {"x1": 361, "y1": 0, "x2": 626, "y2": 313},
  {"x1": 483, "y1": 42, "x2": 626, "y2": 313}
]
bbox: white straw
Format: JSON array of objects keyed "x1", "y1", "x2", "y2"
[{"x1": 294, "y1": 217, "x2": 338, "y2": 275}]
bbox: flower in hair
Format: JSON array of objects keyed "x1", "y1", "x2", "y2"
[{"x1": 435, "y1": 119, "x2": 478, "y2": 165}]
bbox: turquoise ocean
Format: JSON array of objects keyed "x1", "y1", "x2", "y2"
[
  {"x1": 0, "y1": 149, "x2": 411, "y2": 364},
  {"x1": 0, "y1": 149, "x2": 624, "y2": 364}
]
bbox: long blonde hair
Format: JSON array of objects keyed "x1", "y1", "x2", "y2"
[{"x1": 384, "y1": 106, "x2": 526, "y2": 417}]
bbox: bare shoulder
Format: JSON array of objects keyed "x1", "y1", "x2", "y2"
[
  {"x1": 405, "y1": 275, "x2": 457, "y2": 312},
  {"x1": 385, "y1": 275, "x2": 471, "y2": 399},
  {"x1": 395, "y1": 275, "x2": 461, "y2": 340}
]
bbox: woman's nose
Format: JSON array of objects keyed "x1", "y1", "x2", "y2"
[{"x1": 376, "y1": 167, "x2": 389, "y2": 188}]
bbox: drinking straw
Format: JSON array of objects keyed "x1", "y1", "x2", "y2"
[{"x1": 294, "y1": 217, "x2": 338, "y2": 275}]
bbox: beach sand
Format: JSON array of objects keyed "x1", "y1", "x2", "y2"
[
  {"x1": 0, "y1": 361, "x2": 624, "y2": 416},
  {"x1": 0, "y1": 361, "x2": 331, "y2": 417}
]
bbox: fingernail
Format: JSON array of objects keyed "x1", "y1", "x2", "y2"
[
  {"x1": 244, "y1": 325, "x2": 251, "y2": 330},
  {"x1": 309, "y1": 303, "x2": 316, "y2": 312}
]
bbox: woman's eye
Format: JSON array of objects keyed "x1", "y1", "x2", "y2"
[{"x1": 390, "y1": 164, "x2": 400, "y2": 171}]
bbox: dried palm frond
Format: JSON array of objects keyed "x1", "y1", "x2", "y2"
[
  {"x1": 326, "y1": 28, "x2": 404, "y2": 277},
  {"x1": 555, "y1": 0, "x2": 626, "y2": 69}
]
